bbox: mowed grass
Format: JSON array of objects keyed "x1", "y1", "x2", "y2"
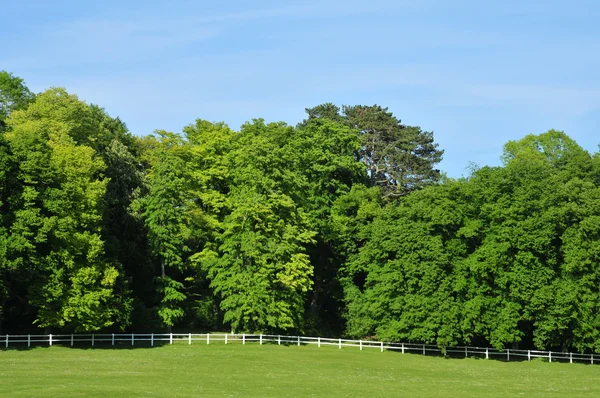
[{"x1": 1, "y1": 341, "x2": 600, "y2": 397}]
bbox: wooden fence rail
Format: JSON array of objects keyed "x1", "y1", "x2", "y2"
[{"x1": 1, "y1": 333, "x2": 596, "y2": 365}]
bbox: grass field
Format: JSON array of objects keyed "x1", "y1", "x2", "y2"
[{"x1": 1, "y1": 342, "x2": 600, "y2": 397}]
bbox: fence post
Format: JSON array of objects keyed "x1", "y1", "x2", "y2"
[
  {"x1": 485, "y1": 347, "x2": 488, "y2": 359},
  {"x1": 49, "y1": 334, "x2": 52, "y2": 347},
  {"x1": 71, "y1": 334, "x2": 74, "y2": 347},
  {"x1": 549, "y1": 351, "x2": 551, "y2": 363},
  {"x1": 423, "y1": 344, "x2": 425, "y2": 356},
  {"x1": 92, "y1": 334, "x2": 95, "y2": 347},
  {"x1": 131, "y1": 333, "x2": 134, "y2": 346},
  {"x1": 360, "y1": 340, "x2": 363, "y2": 351},
  {"x1": 401, "y1": 342, "x2": 405, "y2": 354},
  {"x1": 465, "y1": 346, "x2": 467, "y2": 358},
  {"x1": 381, "y1": 342, "x2": 384, "y2": 353},
  {"x1": 318, "y1": 337, "x2": 320, "y2": 348},
  {"x1": 151, "y1": 333, "x2": 154, "y2": 347},
  {"x1": 170, "y1": 333, "x2": 173, "y2": 345},
  {"x1": 278, "y1": 335, "x2": 281, "y2": 346},
  {"x1": 28, "y1": 334, "x2": 30, "y2": 348},
  {"x1": 507, "y1": 349, "x2": 510, "y2": 361},
  {"x1": 112, "y1": 333, "x2": 115, "y2": 346},
  {"x1": 592, "y1": 355, "x2": 594, "y2": 365},
  {"x1": 225, "y1": 333, "x2": 228, "y2": 345},
  {"x1": 528, "y1": 350, "x2": 531, "y2": 361},
  {"x1": 5, "y1": 334, "x2": 7, "y2": 348},
  {"x1": 297, "y1": 336, "x2": 300, "y2": 347},
  {"x1": 570, "y1": 352, "x2": 572, "y2": 364},
  {"x1": 189, "y1": 333, "x2": 191, "y2": 345},
  {"x1": 206, "y1": 334, "x2": 209, "y2": 345},
  {"x1": 260, "y1": 334, "x2": 263, "y2": 345},
  {"x1": 339, "y1": 338, "x2": 342, "y2": 349},
  {"x1": 243, "y1": 334, "x2": 245, "y2": 345}
]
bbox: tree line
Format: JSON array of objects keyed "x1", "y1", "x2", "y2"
[{"x1": 1, "y1": 71, "x2": 599, "y2": 353}]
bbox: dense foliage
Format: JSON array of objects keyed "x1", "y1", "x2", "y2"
[{"x1": 1, "y1": 71, "x2": 599, "y2": 353}]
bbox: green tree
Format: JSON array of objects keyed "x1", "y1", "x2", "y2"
[
  {"x1": 0, "y1": 133, "x2": 14, "y2": 333},
  {"x1": 0, "y1": 71, "x2": 35, "y2": 132},
  {"x1": 303, "y1": 103, "x2": 443, "y2": 197},
  {"x1": 343, "y1": 181, "x2": 468, "y2": 347},
  {"x1": 343, "y1": 130, "x2": 600, "y2": 352},
  {"x1": 87, "y1": 106, "x2": 155, "y2": 330},
  {"x1": 198, "y1": 187, "x2": 315, "y2": 332},
  {"x1": 4, "y1": 88, "x2": 131, "y2": 331},
  {"x1": 194, "y1": 120, "x2": 318, "y2": 332},
  {"x1": 289, "y1": 118, "x2": 366, "y2": 333},
  {"x1": 132, "y1": 131, "x2": 193, "y2": 328}
]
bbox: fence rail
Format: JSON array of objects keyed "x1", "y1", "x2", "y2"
[{"x1": 1, "y1": 333, "x2": 597, "y2": 365}]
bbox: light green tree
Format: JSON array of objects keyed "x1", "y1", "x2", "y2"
[{"x1": 5, "y1": 88, "x2": 131, "y2": 331}]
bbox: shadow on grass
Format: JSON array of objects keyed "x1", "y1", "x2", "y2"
[
  {"x1": 2, "y1": 340, "x2": 596, "y2": 365},
  {"x1": 1, "y1": 341, "x2": 172, "y2": 351}
]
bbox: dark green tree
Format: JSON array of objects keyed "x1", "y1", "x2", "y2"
[
  {"x1": 343, "y1": 130, "x2": 600, "y2": 352},
  {"x1": 303, "y1": 103, "x2": 444, "y2": 197},
  {"x1": 0, "y1": 71, "x2": 35, "y2": 132}
]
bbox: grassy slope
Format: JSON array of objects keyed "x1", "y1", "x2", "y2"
[{"x1": 1, "y1": 342, "x2": 599, "y2": 397}]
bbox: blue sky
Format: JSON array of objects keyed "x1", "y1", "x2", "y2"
[{"x1": 3, "y1": 0, "x2": 599, "y2": 177}]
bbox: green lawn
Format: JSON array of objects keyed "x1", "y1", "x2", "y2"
[{"x1": 1, "y1": 342, "x2": 599, "y2": 397}]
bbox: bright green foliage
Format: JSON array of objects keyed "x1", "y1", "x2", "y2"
[
  {"x1": 155, "y1": 276, "x2": 187, "y2": 326},
  {"x1": 195, "y1": 120, "x2": 319, "y2": 332},
  {"x1": 132, "y1": 131, "x2": 193, "y2": 327},
  {"x1": 182, "y1": 119, "x2": 233, "y2": 238},
  {"x1": 133, "y1": 121, "x2": 234, "y2": 330},
  {"x1": 344, "y1": 130, "x2": 600, "y2": 352},
  {"x1": 282, "y1": 119, "x2": 367, "y2": 334},
  {"x1": 343, "y1": 182, "x2": 467, "y2": 347},
  {"x1": 290, "y1": 118, "x2": 365, "y2": 227},
  {"x1": 137, "y1": 132, "x2": 190, "y2": 269},
  {"x1": 0, "y1": 71, "x2": 35, "y2": 132},
  {"x1": 3, "y1": 70, "x2": 600, "y2": 356},
  {"x1": 181, "y1": 118, "x2": 367, "y2": 333},
  {"x1": 331, "y1": 184, "x2": 383, "y2": 261},
  {"x1": 199, "y1": 188, "x2": 315, "y2": 332},
  {"x1": 455, "y1": 131, "x2": 600, "y2": 351},
  {"x1": 4, "y1": 88, "x2": 131, "y2": 331}
]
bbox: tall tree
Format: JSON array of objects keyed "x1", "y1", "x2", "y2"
[
  {"x1": 198, "y1": 187, "x2": 315, "y2": 332},
  {"x1": 289, "y1": 118, "x2": 366, "y2": 334},
  {"x1": 303, "y1": 103, "x2": 443, "y2": 197},
  {"x1": 0, "y1": 133, "x2": 13, "y2": 333},
  {"x1": 343, "y1": 181, "x2": 468, "y2": 347},
  {"x1": 4, "y1": 88, "x2": 131, "y2": 332},
  {"x1": 132, "y1": 131, "x2": 192, "y2": 329},
  {"x1": 343, "y1": 130, "x2": 600, "y2": 352},
  {"x1": 87, "y1": 106, "x2": 155, "y2": 330},
  {"x1": 0, "y1": 71, "x2": 35, "y2": 132},
  {"x1": 195, "y1": 120, "x2": 318, "y2": 332}
]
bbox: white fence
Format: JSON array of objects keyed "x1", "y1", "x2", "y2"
[{"x1": 1, "y1": 333, "x2": 597, "y2": 365}]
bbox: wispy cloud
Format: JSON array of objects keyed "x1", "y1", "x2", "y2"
[
  {"x1": 4, "y1": 2, "x2": 409, "y2": 69},
  {"x1": 4, "y1": 0, "x2": 599, "y2": 177}
]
